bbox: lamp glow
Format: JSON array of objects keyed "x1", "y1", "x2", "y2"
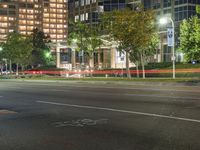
[{"x1": 159, "y1": 17, "x2": 168, "y2": 25}]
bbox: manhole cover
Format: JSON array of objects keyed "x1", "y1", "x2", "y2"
[{"x1": 0, "y1": 109, "x2": 17, "y2": 115}]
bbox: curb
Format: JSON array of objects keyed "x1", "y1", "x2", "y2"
[{"x1": 1, "y1": 79, "x2": 200, "y2": 87}]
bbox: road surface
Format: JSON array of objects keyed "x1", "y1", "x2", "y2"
[{"x1": 0, "y1": 80, "x2": 200, "y2": 150}]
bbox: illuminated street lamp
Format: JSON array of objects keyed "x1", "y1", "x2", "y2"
[
  {"x1": 45, "y1": 51, "x2": 51, "y2": 58},
  {"x1": 159, "y1": 17, "x2": 176, "y2": 79}
]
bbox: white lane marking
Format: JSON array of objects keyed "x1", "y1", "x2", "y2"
[
  {"x1": 125, "y1": 94, "x2": 200, "y2": 100},
  {"x1": 37, "y1": 100, "x2": 200, "y2": 124}
]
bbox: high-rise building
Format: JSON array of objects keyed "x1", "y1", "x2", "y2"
[
  {"x1": 143, "y1": 0, "x2": 199, "y2": 23},
  {"x1": 0, "y1": 0, "x2": 68, "y2": 42},
  {"x1": 142, "y1": 0, "x2": 200, "y2": 62},
  {"x1": 68, "y1": 0, "x2": 131, "y2": 24},
  {"x1": 68, "y1": 0, "x2": 132, "y2": 69}
]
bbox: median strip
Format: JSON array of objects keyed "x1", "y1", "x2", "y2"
[{"x1": 37, "y1": 100, "x2": 200, "y2": 124}]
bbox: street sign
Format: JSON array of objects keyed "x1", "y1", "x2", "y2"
[
  {"x1": 116, "y1": 51, "x2": 126, "y2": 63},
  {"x1": 167, "y1": 28, "x2": 174, "y2": 47}
]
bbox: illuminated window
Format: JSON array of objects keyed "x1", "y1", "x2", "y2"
[
  {"x1": 20, "y1": 31, "x2": 26, "y2": 34},
  {"x1": 86, "y1": 0, "x2": 90, "y2": 5},
  {"x1": 44, "y1": 8, "x2": 48, "y2": 12},
  {"x1": 57, "y1": 14, "x2": 63, "y2": 18},
  {"x1": 44, "y1": 13, "x2": 49, "y2": 17},
  {"x1": 3, "y1": 4, "x2": 8, "y2": 8},
  {"x1": 0, "y1": 16, "x2": 8, "y2": 21},
  {"x1": 27, "y1": 0, "x2": 34, "y2": 2},
  {"x1": 0, "y1": 23, "x2": 7, "y2": 27},
  {"x1": 9, "y1": 29, "x2": 14, "y2": 32},
  {"x1": 27, "y1": 21, "x2": 34, "y2": 24},
  {"x1": 0, "y1": 29, "x2": 6, "y2": 33},
  {"x1": 44, "y1": 29, "x2": 49, "y2": 33},
  {"x1": 51, "y1": 9, "x2": 56, "y2": 12},
  {"x1": 9, "y1": 17, "x2": 14, "y2": 21},
  {"x1": 50, "y1": 24, "x2": 56, "y2": 28},
  {"x1": 50, "y1": 4, "x2": 56, "y2": 7},
  {"x1": 19, "y1": 26, "x2": 26, "y2": 30}
]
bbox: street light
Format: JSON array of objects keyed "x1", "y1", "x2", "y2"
[
  {"x1": 45, "y1": 51, "x2": 51, "y2": 59},
  {"x1": 159, "y1": 17, "x2": 176, "y2": 79}
]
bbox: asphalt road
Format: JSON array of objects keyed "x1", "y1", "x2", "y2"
[{"x1": 0, "y1": 80, "x2": 200, "y2": 150}]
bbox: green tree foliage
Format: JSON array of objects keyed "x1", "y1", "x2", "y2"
[
  {"x1": 179, "y1": 15, "x2": 200, "y2": 61},
  {"x1": 129, "y1": 33, "x2": 159, "y2": 78},
  {"x1": 101, "y1": 8, "x2": 156, "y2": 78},
  {"x1": 1, "y1": 32, "x2": 32, "y2": 74},
  {"x1": 68, "y1": 21, "x2": 103, "y2": 68},
  {"x1": 196, "y1": 5, "x2": 200, "y2": 14},
  {"x1": 0, "y1": 43, "x2": 4, "y2": 60},
  {"x1": 85, "y1": 26, "x2": 103, "y2": 68},
  {"x1": 68, "y1": 20, "x2": 88, "y2": 51},
  {"x1": 31, "y1": 28, "x2": 51, "y2": 66}
]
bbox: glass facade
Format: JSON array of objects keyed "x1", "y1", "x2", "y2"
[
  {"x1": 143, "y1": 0, "x2": 200, "y2": 22},
  {"x1": 99, "y1": 0, "x2": 127, "y2": 11},
  {"x1": 68, "y1": 0, "x2": 127, "y2": 24}
]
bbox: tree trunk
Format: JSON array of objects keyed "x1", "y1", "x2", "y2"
[
  {"x1": 89, "y1": 53, "x2": 94, "y2": 77},
  {"x1": 136, "y1": 61, "x2": 139, "y2": 78},
  {"x1": 140, "y1": 54, "x2": 145, "y2": 79},
  {"x1": 16, "y1": 63, "x2": 19, "y2": 76},
  {"x1": 9, "y1": 60, "x2": 12, "y2": 74},
  {"x1": 89, "y1": 53, "x2": 94, "y2": 70},
  {"x1": 125, "y1": 51, "x2": 131, "y2": 79},
  {"x1": 21, "y1": 65, "x2": 24, "y2": 75}
]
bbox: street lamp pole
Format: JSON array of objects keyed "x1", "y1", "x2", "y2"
[
  {"x1": 160, "y1": 17, "x2": 176, "y2": 79},
  {"x1": 169, "y1": 17, "x2": 175, "y2": 79}
]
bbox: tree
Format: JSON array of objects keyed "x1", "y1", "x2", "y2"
[
  {"x1": 179, "y1": 14, "x2": 200, "y2": 62},
  {"x1": 85, "y1": 26, "x2": 103, "y2": 69},
  {"x1": 101, "y1": 8, "x2": 156, "y2": 78},
  {"x1": 1, "y1": 32, "x2": 32, "y2": 75},
  {"x1": 196, "y1": 5, "x2": 200, "y2": 14},
  {"x1": 130, "y1": 33, "x2": 159, "y2": 78},
  {"x1": 0, "y1": 43, "x2": 5, "y2": 73},
  {"x1": 68, "y1": 21, "x2": 89, "y2": 67},
  {"x1": 31, "y1": 28, "x2": 51, "y2": 66},
  {"x1": 68, "y1": 21, "x2": 103, "y2": 69}
]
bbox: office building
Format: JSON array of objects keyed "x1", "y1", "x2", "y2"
[
  {"x1": 68, "y1": 0, "x2": 134, "y2": 24},
  {"x1": 142, "y1": 0, "x2": 200, "y2": 62},
  {"x1": 0, "y1": 0, "x2": 68, "y2": 42}
]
